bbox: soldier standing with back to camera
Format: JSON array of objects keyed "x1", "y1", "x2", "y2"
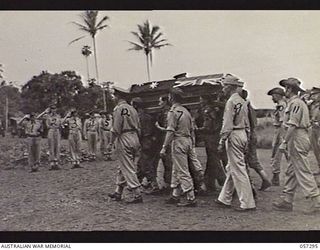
[
  {"x1": 38, "y1": 104, "x2": 62, "y2": 170},
  {"x1": 19, "y1": 113, "x2": 43, "y2": 172},
  {"x1": 62, "y1": 108, "x2": 82, "y2": 169},
  {"x1": 108, "y1": 87, "x2": 142, "y2": 204},
  {"x1": 267, "y1": 87, "x2": 288, "y2": 186},
  {"x1": 215, "y1": 75, "x2": 256, "y2": 212},
  {"x1": 309, "y1": 87, "x2": 320, "y2": 174},
  {"x1": 272, "y1": 78, "x2": 320, "y2": 213},
  {"x1": 160, "y1": 88, "x2": 197, "y2": 207}
]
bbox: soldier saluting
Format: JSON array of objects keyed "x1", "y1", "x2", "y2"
[
  {"x1": 62, "y1": 108, "x2": 82, "y2": 169},
  {"x1": 108, "y1": 87, "x2": 143, "y2": 204},
  {"x1": 38, "y1": 104, "x2": 62, "y2": 170},
  {"x1": 19, "y1": 112, "x2": 43, "y2": 172}
]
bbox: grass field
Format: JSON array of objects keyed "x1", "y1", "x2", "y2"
[{"x1": 0, "y1": 136, "x2": 320, "y2": 231}]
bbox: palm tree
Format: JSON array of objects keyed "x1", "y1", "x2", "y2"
[
  {"x1": 70, "y1": 11, "x2": 109, "y2": 111},
  {"x1": 81, "y1": 45, "x2": 92, "y2": 82},
  {"x1": 128, "y1": 20, "x2": 171, "y2": 82},
  {"x1": 70, "y1": 11, "x2": 109, "y2": 84}
]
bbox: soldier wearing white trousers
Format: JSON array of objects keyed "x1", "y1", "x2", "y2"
[
  {"x1": 216, "y1": 75, "x2": 256, "y2": 211},
  {"x1": 84, "y1": 113, "x2": 100, "y2": 161}
]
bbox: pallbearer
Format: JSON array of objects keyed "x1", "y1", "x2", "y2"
[
  {"x1": 215, "y1": 75, "x2": 256, "y2": 212},
  {"x1": 160, "y1": 88, "x2": 197, "y2": 207},
  {"x1": 108, "y1": 87, "x2": 142, "y2": 204}
]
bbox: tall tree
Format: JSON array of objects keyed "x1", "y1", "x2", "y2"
[
  {"x1": 70, "y1": 11, "x2": 109, "y2": 84},
  {"x1": 81, "y1": 45, "x2": 92, "y2": 82},
  {"x1": 128, "y1": 20, "x2": 171, "y2": 81}
]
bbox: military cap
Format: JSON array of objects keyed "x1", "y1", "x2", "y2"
[
  {"x1": 267, "y1": 87, "x2": 285, "y2": 96},
  {"x1": 222, "y1": 75, "x2": 243, "y2": 87},
  {"x1": 310, "y1": 87, "x2": 320, "y2": 96},
  {"x1": 279, "y1": 78, "x2": 304, "y2": 92}
]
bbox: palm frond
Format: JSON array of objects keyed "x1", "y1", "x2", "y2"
[
  {"x1": 96, "y1": 15, "x2": 109, "y2": 29},
  {"x1": 71, "y1": 21, "x2": 88, "y2": 30},
  {"x1": 127, "y1": 41, "x2": 144, "y2": 51},
  {"x1": 151, "y1": 25, "x2": 160, "y2": 36},
  {"x1": 151, "y1": 32, "x2": 163, "y2": 44},
  {"x1": 68, "y1": 35, "x2": 87, "y2": 45},
  {"x1": 96, "y1": 25, "x2": 109, "y2": 31}
]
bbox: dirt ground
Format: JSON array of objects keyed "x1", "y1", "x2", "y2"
[{"x1": 0, "y1": 137, "x2": 320, "y2": 231}]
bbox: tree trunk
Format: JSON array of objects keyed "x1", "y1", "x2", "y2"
[
  {"x1": 146, "y1": 53, "x2": 151, "y2": 82},
  {"x1": 92, "y1": 37, "x2": 99, "y2": 83},
  {"x1": 5, "y1": 96, "x2": 8, "y2": 132},
  {"x1": 85, "y1": 56, "x2": 90, "y2": 83}
]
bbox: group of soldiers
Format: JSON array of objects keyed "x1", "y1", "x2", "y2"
[
  {"x1": 17, "y1": 75, "x2": 320, "y2": 212},
  {"x1": 18, "y1": 106, "x2": 113, "y2": 172}
]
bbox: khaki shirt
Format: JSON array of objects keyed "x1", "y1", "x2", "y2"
[
  {"x1": 220, "y1": 92, "x2": 250, "y2": 139},
  {"x1": 309, "y1": 101, "x2": 320, "y2": 126},
  {"x1": 166, "y1": 103, "x2": 193, "y2": 138},
  {"x1": 66, "y1": 117, "x2": 82, "y2": 133},
  {"x1": 111, "y1": 100, "x2": 140, "y2": 136},
  {"x1": 99, "y1": 117, "x2": 112, "y2": 131},
  {"x1": 84, "y1": 118, "x2": 99, "y2": 133},
  {"x1": 273, "y1": 99, "x2": 287, "y2": 127},
  {"x1": 24, "y1": 119, "x2": 42, "y2": 137},
  {"x1": 283, "y1": 95, "x2": 310, "y2": 129},
  {"x1": 45, "y1": 113, "x2": 61, "y2": 130}
]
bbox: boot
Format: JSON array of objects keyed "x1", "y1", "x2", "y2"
[
  {"x1": 177, "y1": 199, "x2": 197, "y2": 207},
  {"x1": 272, "y1": 173, "x2": 280, "y2": 186},
  {"x1": 272, "y1": 199, "x2": 293, "y2": 211},
  {"x1": 125, "y1": 195, "x2": 143, "y2": 204},
  {"x1": 108, "y1": 192, "x2": 122, "y2": 201},
  {"x1": 258, "y1": 170, "x2": 272, "y2": 191}
]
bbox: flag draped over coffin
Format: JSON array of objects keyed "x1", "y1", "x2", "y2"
[{"x1": 174, "y1": 73, "x2": 227, "y2": 88}]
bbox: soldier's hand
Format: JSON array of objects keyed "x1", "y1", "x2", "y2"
[
  {"x1": 279, "y1": 141, "x2": 287, "y2": 152},
  {"x1": 160, "y1": 147, "x2": 166, "y2": 158},
  {"x1": 217, "y1": 143, "x2": 224, "y2": 154}
]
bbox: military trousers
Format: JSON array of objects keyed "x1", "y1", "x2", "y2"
[
  {"x1": 188, "y1": 147, "x2": 205, "y2": 190},
  {"x1": 311, "y1": 127, "x2": 320, "y2": 168},
  {"x1": 115, "y1": 132, "x2": 141, "y2": 190},
  {"x1": 245, "y1": 131, "x2": 263, "y2": 172},
  {"x1": 271, "y1": 126, "x2": 288, "y2": 174},
  {"x1": 87, "y1": 132, "x2": 98, "y2": 158},
  {"x1": 28, "y1": 137, "x2": 41, "y2": 169},
  {"x1": 218, "y1": 130, "x2": 256, "y2": 209},
  {"x1": 48, "y1": 129, "x2": 61, "y2": 163},
  {"x1": 69, "y1": 131, "x2": 82, "y2": 165},
  {"x1": 171, "y1": 137, "x2": 194, "y2": 193},
  {"x1": 282, "y1": 129, "x2": 320, "y2": 203},
  {"x1": 100, "y1": 130, "x2": 111, "y2": 155}
]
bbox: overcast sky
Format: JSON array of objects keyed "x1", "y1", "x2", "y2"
[{"x1": 0, "y1": 11, "x2": 320, "y2": 108}]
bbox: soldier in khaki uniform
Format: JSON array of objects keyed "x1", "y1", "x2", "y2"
[
  {"x1": 19, "y1": 113, "x2": 43, "y2": 172},
  {"x1": 38, "y1": 104, "x2": 62, "y2": 170},
  {"x1": 62, "y1": 109, "x2": 82, "y2": 169},
  {"x1": 267, "y1": 87, "x2": 288, "y2": 186},
  {"x1": 99, "y1": 111, "x2": 113, "y2": 160},
  {"x1": 108, "y1": 87, "x2": 142, "y2": 204},
  {"x1": 160, "y1": 88, "x2": 197, "y2": 207},
  {"x1": 272, "y1": 78, "x2": 320, "y2": 213},
  {"x1": 309, "y1": 87, "x2": 320, "y2": 173},
  {"x1": 215, "y1": 75, "x2": 256, "y2": 211},
  {"x1": 84, "y1": 112, "x2": 100, "y2": 161}
]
